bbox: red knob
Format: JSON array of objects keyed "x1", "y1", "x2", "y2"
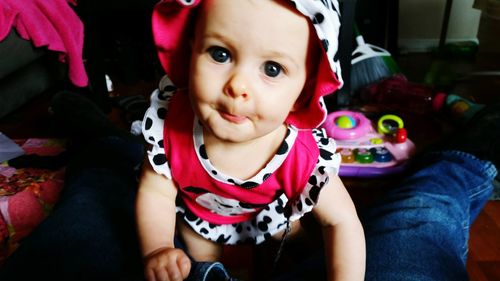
[{"x1": 395, "y1": 128, "x2": 407, "y2": 143}]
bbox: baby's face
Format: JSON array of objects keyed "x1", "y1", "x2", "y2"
[{"x1": 189, "y1": 0, "x2": 311, "y2": 143}]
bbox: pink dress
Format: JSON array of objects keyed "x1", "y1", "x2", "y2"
[{"x1": 142, "y1": 76, "x2": 340, "y2": 245}]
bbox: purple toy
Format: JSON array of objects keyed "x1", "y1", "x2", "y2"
[{"x1": 321, "y1": 111, "x2": 416, "y2": 178}]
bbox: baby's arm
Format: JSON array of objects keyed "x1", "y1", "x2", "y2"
[
  {"x1": 136, "y1": 160, "x2": 191, "y2": 281},
  {"x1": 312, "y1": 174, "x2": 366, "y2": 281}
]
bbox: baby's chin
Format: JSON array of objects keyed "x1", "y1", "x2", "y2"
[{"x1": 204, "y1": 124, "x2": 255, "y2": 144}]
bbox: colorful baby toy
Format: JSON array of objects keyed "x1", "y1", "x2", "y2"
[{"x1": 322, "y1": 111, "x2": 416, "y2": 177}]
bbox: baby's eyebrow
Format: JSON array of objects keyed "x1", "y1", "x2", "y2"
[
  {"x1": 199, "y1": 32, "x2": 236, "y2": 49},
  {"x1": 264, "y1": 50, "x2": 300, "y2": 69},
  {"x1": 201, "y1": 31, "x2": 230, "y2": 43}
]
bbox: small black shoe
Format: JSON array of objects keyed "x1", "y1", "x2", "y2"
[
  {"x1": 442, "y1": 103, "x2": 500, "y2": 168},
  {"x1": 110, "y1": 94, "x2": 149, "y2": 124}
]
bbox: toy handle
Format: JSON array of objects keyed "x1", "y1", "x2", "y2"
[{"x1": 377, "y1": 114, "x2": 408, "y2": 143}]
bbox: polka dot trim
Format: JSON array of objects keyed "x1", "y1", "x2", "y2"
[
  {"x1": 193, "y1": 121, "x2": 297, "y2": 187},
  {"x1": 142, "y1": 75, "x2": 177, "y2": 178}
]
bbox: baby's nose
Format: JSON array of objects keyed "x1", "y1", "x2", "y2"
[{"x1": 225, "y1": 73, "x2": 249, "y2": 99}]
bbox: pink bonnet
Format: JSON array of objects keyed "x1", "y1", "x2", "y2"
[{"x1": 152, "y1": 0, "x2": 343, "y2": 129}]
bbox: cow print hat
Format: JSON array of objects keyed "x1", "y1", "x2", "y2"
[{"x1": 152, "y1": 0, "x2": 343, "y2": 129}]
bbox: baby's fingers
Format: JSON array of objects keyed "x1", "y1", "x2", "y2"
[
  {"x1": 165, "y1": 259, "x2": 185, "y2": 281},
  {"x1": 143, "y1": 248, "x2": 191, "y2": 281},
  {"x1": 145, "y1": 266, "x2": 181, "y2": 281},
  {"x1": 148, "y1": 267, "x2": 168, "y2": 281},
  {"x1": 177, "y1": 254, "x2": 191, "y2": 279}
]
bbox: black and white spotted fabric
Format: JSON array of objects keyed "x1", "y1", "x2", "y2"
[
  {"x1": 142, "y1": 76, "x2": 341, "y2": 245},
  {"x1": 291, "y1": 0, "x2": 343, "y2": 86}
]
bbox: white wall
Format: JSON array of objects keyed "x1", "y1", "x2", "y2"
[{"x1": 398, "y1": 0, "x2": 482, "y2": 52}]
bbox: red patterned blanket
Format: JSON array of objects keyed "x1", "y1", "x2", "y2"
[{"x1": 0, "y1": 139, "x2": 66, "y2": 265}]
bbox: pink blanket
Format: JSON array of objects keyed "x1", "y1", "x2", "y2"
[{"x1": 0, "y1": 0, "x2": 88, "y2": 87}]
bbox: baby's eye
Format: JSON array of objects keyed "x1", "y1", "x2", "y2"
[
  {"x1": 208, "y1": 46, "x2": 231, "y2": 63},
  {"x1": 263, "y1": 61, "x2": 283, "y2": 78}
]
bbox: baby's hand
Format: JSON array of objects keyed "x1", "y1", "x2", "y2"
[{"x1": 143, "y1": 247, "x2": 191, "y2": 281}]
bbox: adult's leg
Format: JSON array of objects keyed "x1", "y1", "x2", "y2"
[
  {"x1": 362, "y1": 151, "x2": 496, "y2": 281},
  {"x1": 0, "y1": 92, "x2": 145, "y2": 281},
  {"x1": 363, "y1": 103, "x2": 500, "y2": 281},
  {"x1": 0, "y1": 138, "x2": 145, "y2": 281}
]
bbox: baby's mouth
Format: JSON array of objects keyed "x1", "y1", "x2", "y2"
[{"x1": 219, "y1": 110, "x2": 247, "y2": 124}]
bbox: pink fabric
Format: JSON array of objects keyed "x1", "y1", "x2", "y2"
[
  {"x1": 0, "y1": 0, "x2": 88, "y2": 87},
  {"x1": 163, "y1": 92, "x2": 319, "y2": 225},
  {"x1": 152, "y1": 0, "x2": 200, "y2": 88},
  {"x1": 151, "y1": 0, "x2": 341, "y2": 129}
]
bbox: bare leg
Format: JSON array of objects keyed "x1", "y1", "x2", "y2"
[{"x1": 177, "y1": 219, "x2": 223, "y2": 262}]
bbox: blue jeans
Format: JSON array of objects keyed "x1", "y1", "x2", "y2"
[
  {"x1": 362, "y1": 151, "x2": 496, "y2": 281},
  {"x1": 0, "y1": 135, "x2": 496, "y2": 281}
]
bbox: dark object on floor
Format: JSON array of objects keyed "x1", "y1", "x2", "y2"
[
  {"x1": 111, "y1": 94, "x2": 149, "y2": 124},
  {"x1": 440, "y1": 103, "x2": 500, "y2": 169},
  {"x1": 359, "y1": 74, "x2": 446, "y2": 115}
]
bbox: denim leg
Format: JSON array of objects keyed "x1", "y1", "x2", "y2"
[
  {"x1": 0, "y1": 137, "x2": 145, "y2": 281},
  {"x1": 362, "y1": 151, "x2": 496, "y2": 281}
]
